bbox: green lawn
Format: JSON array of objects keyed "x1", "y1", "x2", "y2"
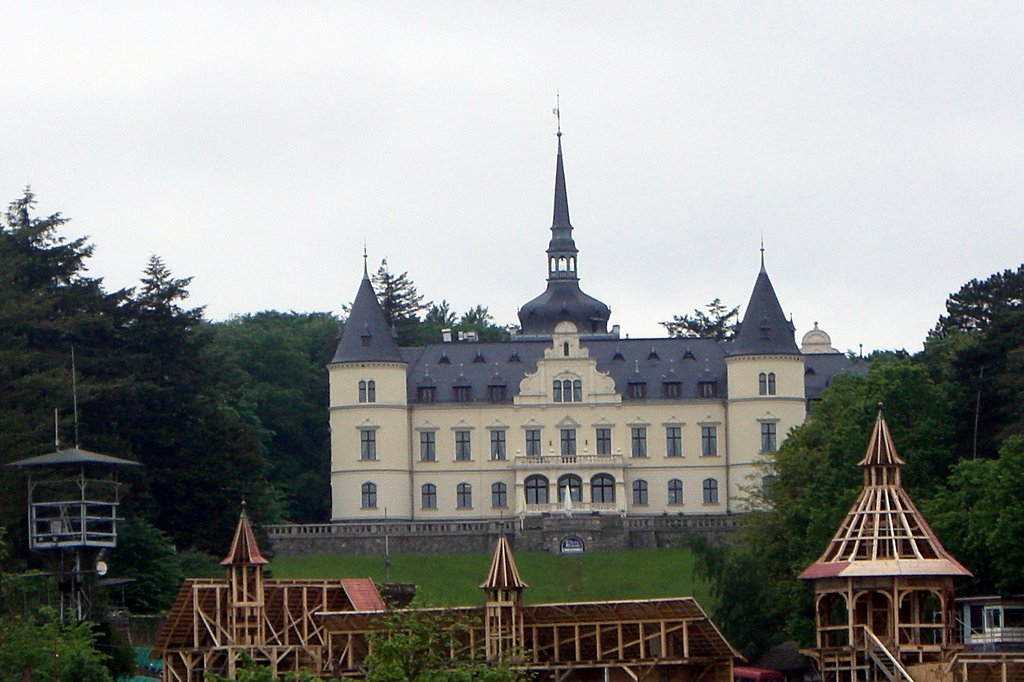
[{"x1": 270, "y1": 548, "x2": 713, "y2": 609}]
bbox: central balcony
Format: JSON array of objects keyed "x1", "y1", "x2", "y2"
[{"x1": 513, "y1": 453, "x2": 625, "y2": 469}]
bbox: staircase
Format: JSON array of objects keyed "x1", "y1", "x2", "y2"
[{"x1": 862, "y1": 627, "x2": 914, "y2": 682}]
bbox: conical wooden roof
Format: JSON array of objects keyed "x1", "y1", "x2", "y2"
[
  {"x1": 799, "y1": 411, "x2": 970, "y2": 580},
  {"x1": 221, "y1": 505, "x2": 269, "y2": 566},
  {"x1": 480, "y1": 536, "x2": 528, "y2": 590}
]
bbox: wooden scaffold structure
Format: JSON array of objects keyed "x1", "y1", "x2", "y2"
[{"x1": 798, "y1": 409, "x2": 1024, "y2": 682}]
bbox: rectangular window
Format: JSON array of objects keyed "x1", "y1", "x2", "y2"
[
  {"x1": 560, "y1": 429, "x2": 577, "y2": 457},
  {"x1": 417, "y1": 386, "x2": 436, "y2": 403},
  {"x1": 360, "y1": 430, "x2": 376, "y2": 461},
  {"x1": 488, "y1": 385, "x2": 506, "y2": 402},
  {"x1": 628, "y1": 382, "x2": 647, "y2": 399},
  {"x1": 419, "y1": 432, "x2": 436, "y2": 462},
  {"x1": 699, "y1": 381, "x2": 717, "y2": 398},
  {"x1": 663, "y1": 382, "x2": 681, "y2": 399},
  {"x1": 596, "y1": 428, "x2": 612, "y2": 455},
  {"x1": 490, "y1": 430, "x2": 506, "y2": 460},
  {"x1": 453, "y1": 386, "x2": 471, "y2": 402},
  {"x1": 631, "y1": 427, "x2": 647, "y2": 458},
  {"x1": 761, "y1": 422, "x2": 777, "y2": 452},
  {"x1": 525, "y1": 429, "x2": 542, "y2": 457},
  {"x1": 701, "y1": 426, "x2": 718, "y2": 456},
  {"x1": 455, "y1": 430, "x2": 471, "y2": 461},
  {"x1": 666, "y1": 426, "x2": 682, "y2": 457}
]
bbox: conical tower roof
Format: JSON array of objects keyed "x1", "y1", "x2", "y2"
[
  {"x1": 333, "y1": 259, "x2": 404, "y2": 363},
  {"x1": 730, "y1": 255, "x2": 799, "y2": 356},
  {"x1": 480, "y1": 536, "x2": 528, "y2": 591},
  {"x1": 221, "y1": 504, "x2": 269, "y2": 566},
  {"x1": 799, "y1": 411, "x2": 970, "y2": 579}
]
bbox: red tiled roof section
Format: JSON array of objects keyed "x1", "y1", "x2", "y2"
[
  {"x1": 341, "y1": 578, "x2": 386, "y2": 611},
  {"x1": 221, "y1": 508, "x2": 269, "y2": 566},
  {"x1": 480, "y1": 535, "x2": 528, "y2": 590}
]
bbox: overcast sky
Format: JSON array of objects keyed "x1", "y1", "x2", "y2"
[{"x1": 5, "y1": 3, "x2": 1021, "y2": 353}]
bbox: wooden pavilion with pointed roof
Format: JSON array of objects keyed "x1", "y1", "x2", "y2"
[
  {"x1": 153, "y1": 506, "x2": 385, "y2": 681},
  {"x1": 799, "y1": 409, "x2": 972, "y2": 682}
]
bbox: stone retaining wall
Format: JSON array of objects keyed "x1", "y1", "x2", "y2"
[{"x1": 265, "y1": 514, "x2": 737, "y2": 556}]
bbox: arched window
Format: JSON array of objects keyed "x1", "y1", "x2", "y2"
[
  {"x1": 456, "y1": 483, "x2": 472, "y2": 509},
  {"x1": 553, "y1": 378, "x2": 581, "y2": 403},
  {"x1": 367, "y1": 380, "x2": 376, "y2": 402},
  {"x1": 758, "y1": 373, "x2": 767, "y2": 396},
  {"x1": 632, "y1": 479, "x2": 648, "y2": 505},
  {"x1": 591, "y1": 474, "x2": 616, "y2": 504},
  {"x1": 525, "y1": 475, "x2": 549, "y2": 505},
  {"x1": 361, "y1": 482, "x2": 377, "y2": 508},
  {"x1": 668, "y1": 478, "x2": 684, "y2": 505},
  {"x1": 421, "y1": 483, "x2": 436, "y2": 509},
  {"x1": 767, "y1": 372, "x2": 776, "y2": 395},
  {"x1": 491, "y1": 482, "x2": 508, "y2": 508},
  {"x1": 702, "y1": 478, "x2": 719, "y2": 505},
  {"x1": 358, "y1": 380, "x2": 367, "y2": 403},
  {"x1": 558, "y1": 474, "x2": 583, "y2": 503}
]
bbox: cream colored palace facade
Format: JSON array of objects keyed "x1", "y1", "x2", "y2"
[{"x1": 328, "y1": 135, "x2": 861, "y2": 522}]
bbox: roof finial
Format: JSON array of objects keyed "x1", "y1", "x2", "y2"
[
  {"x1": 759, "y1": 233, "x2": 766, "y2": 272},
  {"x1": 362, "y1": 242, "x2": 369, "y2": 280},
  {"x1": 553, "y1": 91, "x2": 562, "y2": 138}
]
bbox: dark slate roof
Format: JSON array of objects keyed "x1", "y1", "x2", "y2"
[
  {"x1": 803, "y1": 353, "x2": 868, "y2": 401},
  {"x1": 403, "y1": 337, "x2": 727, "y2": 403},
  {"x1": 518, "y1": 283, "x2": 612, "y2": 336},
  {"x1": 333, "y1": 268, "x2": 404, "y2": 364},
  {"x1": 729, "y1": 263, "x2": 800, "y2": 357}
]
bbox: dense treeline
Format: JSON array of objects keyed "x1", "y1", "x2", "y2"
[
  {"x1": 0, "y1": 190, "x2": 507, "y2": 582},
  {"x1": 692, "y1": 264, "x2": 1024, "y2": 659}
]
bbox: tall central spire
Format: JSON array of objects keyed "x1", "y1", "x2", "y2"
[
  {"x1": 517, "y1": 112, "x2": 611, "y2": 336},
  {"x1": 547, "y1": 126, "x2": 579, "y2": 282}
]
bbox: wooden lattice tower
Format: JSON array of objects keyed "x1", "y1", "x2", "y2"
[
  {"x1": 480, "y1": 535, "x2": 528, "y2": 660},
  {"x1": 221, "y1": 503, "x2": 269, "y2": 646},
  {"x1": 799, "y1": 409, "x2": 971, "y2": 682}
]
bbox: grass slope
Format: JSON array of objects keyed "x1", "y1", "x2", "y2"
[{"x1": 270, "y1": 548, "x2": 713, "y2": 609}]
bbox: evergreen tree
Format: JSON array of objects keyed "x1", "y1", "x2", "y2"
[{"x1": 660, "y1": 298, "x2": 739, "y2": 340}]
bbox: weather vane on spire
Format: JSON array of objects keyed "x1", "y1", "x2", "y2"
[{"x1": 553, "y1": 91, "x2": 561, "y2": 137}]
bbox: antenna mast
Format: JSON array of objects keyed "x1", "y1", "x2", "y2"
[{"x1": 71, "y1": 345, "x2": 80, "y2": 448}]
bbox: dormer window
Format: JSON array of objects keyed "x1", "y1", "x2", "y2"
[
  {"x1": 663, "y1": 382, "x2": 682, "y2": 399},
  {"x1": 508, "y1": 352, "x2": 521, "y2": 363},
  {"x1": 627, "y1": 382, "x2": 647, "y2": 400},
  {"x1": 699, "y1": 381, "x2": 718, "y2": 398},
  {"x1": 417, "y1": 386, "x2": 436, "y2": 403},
  {"x1": 612, "y1": 349, "x2": 625, "y2": 361},
  {"x1": 438, "y1": 353, "x2": 451, "y2": 365},
  {"x1": 473, "y1": 352, "x2": 487, "y2": 364},
  {"x1": 648, "y1": 348, "x2": 660, "y2": 361},
  {"x1": 453, "y1": 386, "x2": 472, "y2": 402},
  {"x1": 488, "y1": 385, "x2": 507, "y2": 402}
]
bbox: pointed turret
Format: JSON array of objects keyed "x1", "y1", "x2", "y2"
[
  {"x1": 222, "y1": 504, "x2": 268, "y2": 645},
  {"x1": 480, "y1": 535, "x2": 529, "y2": 592},
  {"x1": 333, "y1": 259, "x2": 403, "y2": 363},
  {"x1": 481, "y1": 536, "x2": 527, "y2": 660},
  {"x1": 519, "y1": 132, "x2": 611, "y2": 335},
  {"x1": 221, "y1": 503, "x2": 269, "y2": 567},
  {"x1": 730, "y1": 254, "x2": 799, "y2": 356},
  {"x1": 800, "y1": 410, "x2": 970, "y2": 579}
]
